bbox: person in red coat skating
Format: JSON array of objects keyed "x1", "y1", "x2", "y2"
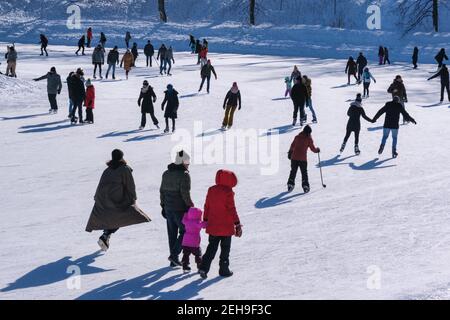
[
  {"x1": 287, "y1": 125, "x2": 320, "y2": 193},
  {"x1": 86, "y1": 27, "x2": 93, "y2": 48},
  {"x1": 84, "y1": 79, "x2": 95, "y2": 123},
  {"x1": 198, "y1": 170, "x2": 242, "y2": 279}
]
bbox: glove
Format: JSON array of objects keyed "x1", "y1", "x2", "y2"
[
  {"x1": 161, "y1": 207, "x2": 167, "y2": 219},
  {"x1": 238, "y1": 106, "x2": 241, "y2": 110},
  {"x1": 235, "y1": 224, "x2": 242, "y2": 237},
  {"x1": 411, "y1": 118, "x2": 417, "y2": 125},
  {"x1": 153, "y1": 97, "x2": 157, "y2": 103},
  {"x1": 316, "y1": 148, "x2": 321, "y2": 153},
  {"x1": 288, "y1": 150, "x2": 292, "y2": 160}
]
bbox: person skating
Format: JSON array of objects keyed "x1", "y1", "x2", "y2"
[
  {"x1": 86, "y1": 149, "x2": 151, "y2": 251},
  {"x1": 428, "y1": 64, "x2": 450, "y2": 103},
  {"x1": 412, "y1": 47, "x2": 419, "y2": 69},
  {"x1": 372, "y1": 96, "x2": 417, "y2": 158},
  {"x1": 189, "y1": 34, "x2": 196, "y2": 53},
  {"x1": 76, "y1": 35, "x2": 86, "y2": 55},
  {"x1": 284, "y1": 76, "x2": 292, "y2": 98},
  {"x1": 303, "y1": 75, "x2": 317, "y2": 123},
  {"x1": 5, "y1": 46, "x2": 17, "y2": 77},
  {"x1": 198, "y1": 169, "x2": 242, "y2": 279},
  {"x1": 166, "y1": 46, "x2": 175, "y2": 76},
  {"x1": 222, "y1": 82, "x2": 242, "y2": 130},
  {"x1": 356, "y1": 52, "x2": 368, "y2": 82},
  {"x1": 378, "y1": 46, "x2": 384, "y2": 65},
  {"x1": 387, "y1": 75, "x2": 408, "y2": 124},
  {"x1": 195, "y1": 40, "x2": 202, "y2": 64},
  {"x1": 198, "y1": 60, "x2": 217, "y2": 94},
  {"x1": 144, "y1": 40, "x2": 154, "y2": 67},
  {"x1": 290, "y1": 76, "x2": 308, "y2": 126},
  {"x1": 120, "y1": 49, "x2": 134, "y2": 80},
  {"x1": 39, "y1": 34, "x2": 48, "y2": 56},
  {"x1": 125, "y1": 31, "x2": 132, "y2": 49},
  {"x1": 105, "y1": 46, "x2": 119, "y2": 79},
  {"x1": 162, "y1": 84, "x2": 179, "y2": 133},
  {"x1": 361, "y1": 67, "x2": 376, "y2": 98},
  {"x1": 340, "y1": 94, "x2": 373, "y2": 155},
  {"x1": 160, "y1": 150, "x2": 194, "y2": 267},
  {"x1": 86, "y1": 27, "x2": 93, "y2": 48},
  {"x1": 66, "y1": 71, "x2": 75, "y2": 117},
  {"x1": 92, "y1": 44, "x2": 105, "y2": 79},
  {"x1": 157, "y1": 44, "x2": 167, "y2": 75},
  {"x1": 287, "y1": 125, "x2": 320, "y2": 193},
  {"x1": 138, "y1": 80, "x2": 159, "y2": 129},
  {"x1": 84, "y1": 79, "x2": 95, "y2": 124},
  {"x1": 69, "y1": 68, "x2": 86, "y2": 124},
  {"x1": 345, "y1": 56, "x2": 358, "y2": 85},
  {"x1": 383, "y1": 47, "x2": 390, "y2": 65},
  {"x1": 99, "y1": 32, "x2": 107, "y2": 48},
  {"x1": 33, "y1": 66, "x2": 62, "y2": 114},
  {"x1": 131, "y1": 42, "x2": 138, "y2": 66},
  {"x1": 435, "y1": 48, "x2": 448, "y2": 68},
  {"x1": 202, "y1": 38, "x2": 208, "y2": 49},
  {"x1": 290, "y1": 65, "x2": 301, "y2": 85},
  {"x1": 181, "y1": 207, "x2": 207, "y2": 272},
  {"x1": 199, "y1": 45, "x2": 208, "y2": 67}
]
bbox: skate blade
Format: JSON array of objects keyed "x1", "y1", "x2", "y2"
[{"x1": 97, "y1": 239, "x2": 108, "y2": 252}]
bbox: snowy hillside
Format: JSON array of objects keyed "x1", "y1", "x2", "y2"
[
  {"x1": 1, "y1": 42, "x2": 450, "y2": 300},
  {"x1": 0, "y1": 1, "x2": 449, "y2": 63}
]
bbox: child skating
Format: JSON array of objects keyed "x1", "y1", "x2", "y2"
[
  {"x1": 284, "y1": 76, "x2": 292, "y2": 98},
  {"x1": 361, "y1": 68, "x2": 376, "y2": 98},
  {"x1": 84, "y1": 79, "x2": 95, "y2": 124},
  {"x1": 181, "y1": 207, "x2": 207, "y2": 273}
]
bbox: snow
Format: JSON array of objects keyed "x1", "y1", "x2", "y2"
[{"x1": 1, "y1": 42, "x2": 450, "y2": 300}]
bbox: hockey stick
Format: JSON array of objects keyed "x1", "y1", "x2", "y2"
[{"x1": 318, "y1": 152, "x2": 326, "y2": 188}]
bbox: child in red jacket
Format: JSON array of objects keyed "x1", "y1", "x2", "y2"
[
  {"x1": 198, "y1": 170, "x2": 242, "y2": 279},
  {"x1": 287, "y1": 125, "x2": 320, "y2": 193},
  {"x1": 84, "y1": 79, "x2": 95, "y2": 124}
]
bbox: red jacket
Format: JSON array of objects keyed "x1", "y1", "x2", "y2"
[
  {"x1": 203, "y1": 170, "x2": 240, "y2": 237},
  {"x1": 87, "y1": 29, "x2": 93, "y2": 39},
  {"x1": 200, "y1": 47, "x2": 208, "y2": 59},
  {"x1": 84, "y1": 86, "x2": 95, "y2": 109},
  {"x1": 289, "y1": 132, "x2": 319, "y2": 161}
]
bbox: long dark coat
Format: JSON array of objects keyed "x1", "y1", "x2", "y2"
[
  {"x1": 162, "y1": 89, "x2": 179, "y2": 119},
  {"x1": 85, "y1": 164, "x2": 150, "y2": 232},
  {"x1": 138, "y1": 87, "x2": 157, "y2": 113}
]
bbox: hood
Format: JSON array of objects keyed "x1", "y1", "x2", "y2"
[
  {"x1": 351, "y1": 101, "x2": 362, "y2": 108},
  {"x1": 186, "y1": 207, "x2": 203, "y2": 221},
  {"x1": 215, "y1": 169, "x2": 237, "y2": 188},
  {"x1": 168, "y1": 163, "x2": 187, "y2": 172}
]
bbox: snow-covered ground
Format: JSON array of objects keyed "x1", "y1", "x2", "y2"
[{"x1": 1, "y1": 43, "x2": 450, "y2": 300}]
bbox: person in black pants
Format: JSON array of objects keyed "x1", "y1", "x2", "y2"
[
  {"x1": 356, "y1": 52, "x2": 367, "y2": 82},
  {"x1": 340, "y1": 94, "x2": 373, "y2": 155},
  {"x1": 69, "y1": 68, "x2": 86, "y2": 124},
  {"x1": 290, "y1": 76, "x2": 308, "y2": 126},
  {"x1": 76, "y1": 35, "x2": 86, "y2": 55},
  {"x1": 412, "y1": 47, "x2": 419, "y2": 69},
  {"x1": 428, "y1": 64, "x2": 450, "y2": 102},
  {"x1": 384, "y1": 47, "x2": 390, "y2": 65},
  {"x1": 138, "y1": 80, "x2": 159, "y2": 129},
  {"x1": 144, "y1": 40, "x2": 154, "y2": 67},
  {"x1": 40, "y1": 34, "x2": 48, "y2": 56}
]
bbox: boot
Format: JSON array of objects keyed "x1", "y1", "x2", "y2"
[
  {"x1": 164, "y1": 126, "x2": 169, "y2": 133},
  {"x1": 292, "y1": 118, "x2": 297, "y2": 126},
  {"x1": 392, "y1": 148, "x2": 398, "y2": 158},
  {"x1": 354, "y1": 144, "x2": 360, "y2": 155},
  {"x1": 219, "y1": 260, "x2": 233, "y2": 277},
  {"x1": 98, "y1": 234, "x2": 110, "y2": 251},
  {"x1": 378, "y1": 144, "x2": 385, "y2": 155},
  {"x1": 340, "y1": 142, "x2": 346, "y2": 153}
]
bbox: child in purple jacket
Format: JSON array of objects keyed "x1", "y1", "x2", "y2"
[{"x1": 181, "y1": 207, "x2": 207, "y2": 272}]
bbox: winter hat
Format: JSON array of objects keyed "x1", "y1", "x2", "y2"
[
  {"x1": 76, "y1": 68, "x2": 84, "y2": 76},
  {"x1": 395, "y1": 75, "x2": 402, "y2": 81},
  {"x1": 356, "y1": 93, "x2": 362, "y2": 102},
  {"x1": 50, "y1": 66, "x2": 56, "y2": 73},
  {"x1": 112, "y1": 149, "x2": 124, "y2": 162},
  {"x1": 167, "y1": 84, "x2": 173, "y2": 91},
  {"x1": 85, "y1": 79, "x2": 92, "y2": 87},
  {"x1": 364, "y1": 67, "x2": 369, "y2": 72},
  {"x1": 302, "y1": 125, "x2": 312, "y2": 136},
  {"x1": 174, "y1": 150, "x2": 190, "y2": 165},
  {"x1": 393, "y1": 96, "x2": 401, "y2": 103},
  {"x1": 143, "y1": 80, "x2": 149, "y2": 86},
  {"x1": 113, "y1": 46, "x2": 118, "y2": 50}
]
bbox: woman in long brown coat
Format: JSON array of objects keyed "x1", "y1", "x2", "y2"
[
  {"x1": 120, "y1": 49, "x2": 134, "y2": 80},
  {"x1": 86, "y1": 149, "x2": 150, "y2": 251}
]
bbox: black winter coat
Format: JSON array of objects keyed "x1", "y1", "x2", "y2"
[
  {"x1": 356, "y1": 55, "x2": 367, "y2": 69},
  {"x1": 346, "y1": 59, "x2": 357, "y2": 74},
  {"x1": 290, "y1": 82, "x2": 307, "y2": 105},
  {"x1": 160, "y1": 163, "x2": 193, "y2": 213},
  {"x1": 78, "y1": 36, "x2": 85, "y2": 47},
  {"x1": 201, "y1": 64, "x2": 217, "y2": 78},
  {"x1": 346, "y1": 101, "x2": 372, "y2": 131},
  {"x1": 138, "y1": 87, "x2": 157, "y2": 113},
  {"x1": 372, "y1": 101, "x2": 415, "y2": 129},
  {"x1": 162, "y1": 89, "x2": 179, "y2": 119},
  {"x1": 70, "y1": 75, "x2": 86, "y2": 102},
  {"x1": 429, "y1": 66, "x2": 449, "y2": 85},
  {"x1": 144, "y1": 44, "x2": 154, "y2": 56},
  {"x1": 107, "y1": 50, "x2": 119, "y2": 65},
  {"x1": 223, "y1": 90, "x2": 241, "y2": 108},
  {"x1": 387, "y1": 80, "x2": 407, "y2": 101},
  {"x1": 435, "y1": 51, "x2": 448, "y2": 64}
]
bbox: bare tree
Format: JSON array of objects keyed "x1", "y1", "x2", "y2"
[
  {"x1": 158, "y1": 0, "x2": 167, "y2": 22},
  {"x1": 398, "y1": 0, "x2": 447, "y2": 34},
  {"x1": 250, "y1": 0, "x2": 256, "y2": 25}
]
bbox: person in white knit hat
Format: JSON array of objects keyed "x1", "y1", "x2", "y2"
[{"x1": 160, "y1": 150, "x2": 194, "y2": 267}]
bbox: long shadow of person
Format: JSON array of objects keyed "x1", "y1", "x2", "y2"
[
  {"x1": 0, "y1": 251, "x2": 110, "y2": 292},
  {"x1": 349, "y1": 158, "x2": 396, "y2": 171},
  {"x1": 255, "y1": 191, "x2": 307, "y2": 209},
  {"x1": 261, "y1": 124, "x2": 299, "y2": 136},
  {"x1": 0, "y1": 113, "x2": 49, "y2": 121},
  {"x1": 76, "y1": 267, "x2": 222, "y2": 300},
  {"x1": 316, "y1": 154, "x2": 356, "y2": 168}
]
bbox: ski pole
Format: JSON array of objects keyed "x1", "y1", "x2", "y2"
[
  {"x1": 153, "y1": 56, "x2": 159, "y2": 67},
  {"x1": 318, "y1": 152, "x2": 327, "y2": 188}
]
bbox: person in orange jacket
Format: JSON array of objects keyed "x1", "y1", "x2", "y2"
[
  {"x1": 84, "y1": 79, "x2": 95, "y2": 123},
  {"x1": 198, "y1": 170, "x2": 242, "y2": 279},
  {"x1": 287, "y1": 125, "x2": 320, "y2": 193}
]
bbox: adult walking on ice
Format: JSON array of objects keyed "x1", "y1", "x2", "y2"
[
  {"x1": 287, "y1": 125, "x2": 320, "y2": 193},
  {"x1": 166, "y1": 46, "x2": 175, "y2": 76},
  {"x1": 361, "y1": 67, "x2": 376, "y2": 98},
  {"x1": 303, "y1": 75, "x2": 317, "y2": 123},
  {"x1": 33, "y1": 66, "x2": 62, "y2": 114},
  {"x1": 356, "y1": 52, "x2": 367, "y2": 82},
  {"x1": 76, "y1": 35, "x2": 86, "y2": 55},
  {"x1": 69, "y1": 68, "x2": 86, "y2": 124},
  {"x1": 161, "y1": 84, "x2": 179, "y2": 133},
  {"x1": 387, "y1": 75, "x2": 408, "y2": 124},
  {"x1": 5, "y1": 45, "x2": 17, "y2": 77},
  {"x1": 428, "y1": 64, "x2": 450, "y2": 103},
  {"x1": 160, "y1": 150, "x2": 194, "y2": 267},
  {"x1": 100, "y1": 32, "x2": 107, "y2": 48},
  {"x1": 383, "y1": 47, "x2": 390, "y2": 65},
  {"x1": 290, "y1": 76, "x2": 308, "y2": 126},
  {"x1": 412, "y1": 47, "x2": 419, "y2": 69},
  {"x1": 157, "y1": 44, "x2": 168, "y2": 75},
  {"x1": 221, "y1": 82, "x2": 241, "y2": 130},
  {"x1": 39, "y1": 34, "x2": 48, "y2": 56},
  {"x1": 86, "y1": 149, "x2": 151, "y2": 251},
  {"x1": 144, "y1": 40, "x2": 154, "y2": 67},
  {"x1": 131, "y1": 42, "x2": 138, "y2": 66},
  {"x1": 120, "y1": 49, "x2": 134, "y2": 80},
  {"x1": 340, "y1": 94, "x2": 373, "y2": 155},
  {"x1": 345, "y1": 56, "x2": 358, "y2": 85},
  {"x1": 198, "y1": 59, "x2": 217, "y2": 94},
  {"x1": 125, "y1": 31, "x2": 132, "y2": 49},
  {"x1": 92, "y1": 44, "x2": 105, "y2": 79},
  {"x1": 105, "y1": 46, "x2": 119, "y2": 79},
  {"x1": 372, "y1": 96, "x2": 417, "y2": 158},
  {"x1": 86, "y1": 27, "x2": 93, "y2": 48},
  {"x1": 378, "y1": 46, "x2": 384, "y2": 65},
  {"x1": 138, "y1": 80, "x2": 159, "y2": 130}
]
